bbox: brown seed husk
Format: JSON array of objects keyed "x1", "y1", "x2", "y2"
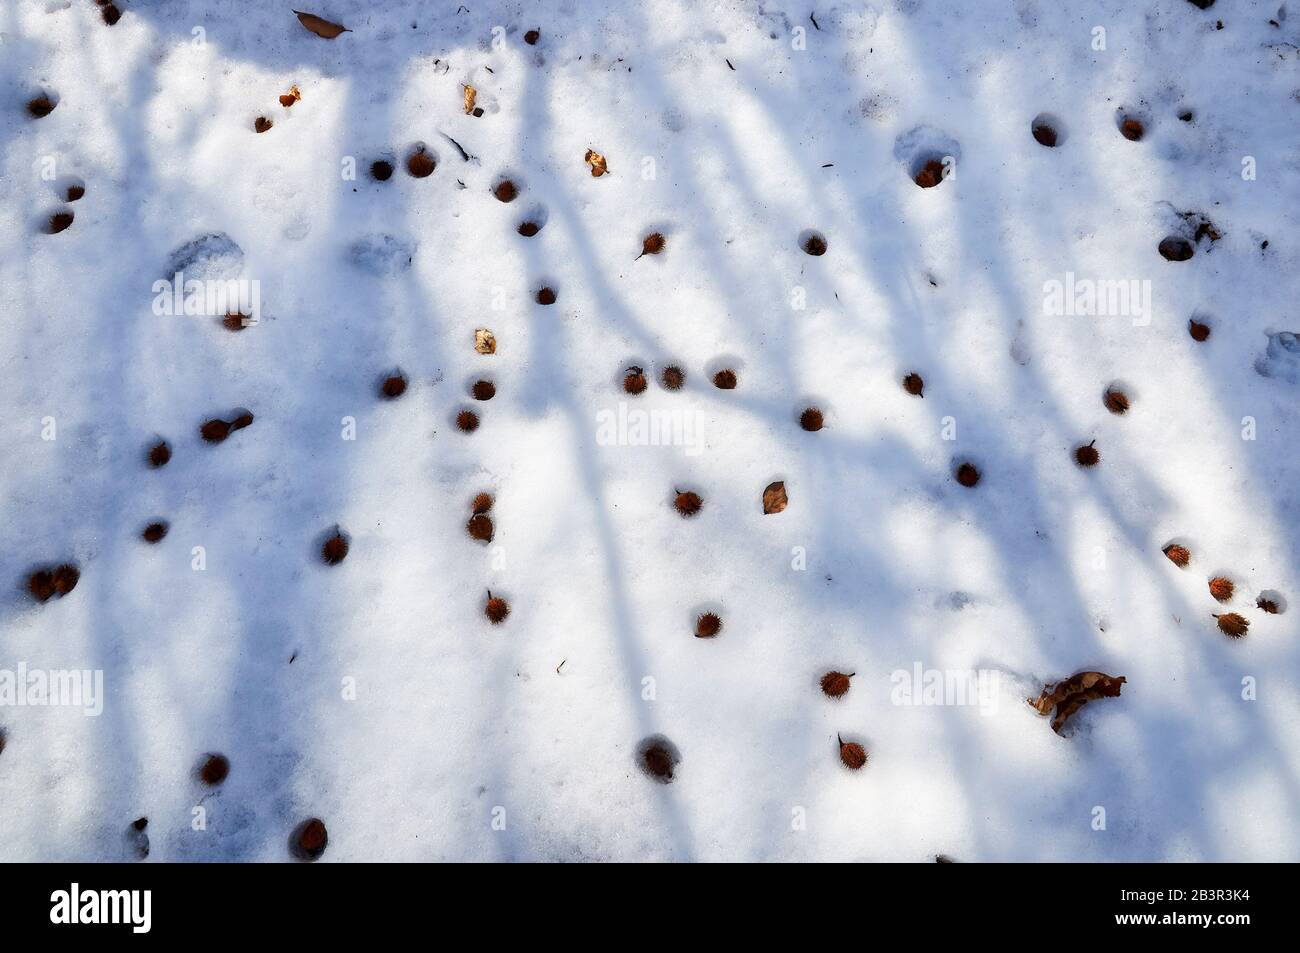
[
  {"x1": 712, "y1": 369, "x2": 737, "y2": 390},
  {"x1": 467, "y1": 514, "x2": 494, "y2": 542},
  {"x1": 1215, "y1": 612, "x2": 1249, "y2": 638},
  {"x1": 1163, "y1": 544, "x2": 1191, "y2": 568},
  {"x1": 1104, "y1": 390, "x2": 1129, "y2": 414},
  {"x1": 661, "y1": 366, "x2": 685, "y2": 391},
  {"x1": 956, "y1": 462, "x2": 980, "y2": 487},
  {"x1": 675, "y1": 491, "x2": 702, "y2": 517},
  {"x1": 321, "y1": 533, "x2": 348, "y2": 565},
  {"x1": 1208, "y1": 576, "x2": 1234, "y2": 602},
  {"x1": 821, "y1": 671, "x2": 852, "y2": 698},
  {"x1": 695, "y1": 613, "x2": 722, "y2": 638},
  {"x1": 485, "y1": 595, "x2": 510, "y2": 624},
  {"x1": 762, "y1": 481, "x2": 788, "y2": 515},
  {"x1": 839, "y1": 736, "x2": 868, "y2": 770},
  {"x1": 903, "y1": 372, "x2": 924, "y2": 397}
]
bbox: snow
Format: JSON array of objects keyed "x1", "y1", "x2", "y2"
[{"x1": 1, "y1": 0, "x2": 1298, "y2": 862}]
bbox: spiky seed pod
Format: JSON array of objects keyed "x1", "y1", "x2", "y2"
[
  {"x1": 661, "y1": 366, "x2": 685, "y2": 391},
  {"x1": 800, "y1": 407, "x2": 824, "y2": 432},
  {"x1": 1104, "y1": 390, "x2": 1129, "y2": 414},
  {"x1": 695, "y1": 613, "x2": 722, "y2": 638},
  {"x1": 52, "y1": 564, "x2": 79, "y2": 595},
  {"x1": 903, "y1": 372, "x2": 924, "y2": 397},
  {"x1": 536, "y1": 287, "x2": 557, "y2": 305},
  {"x1": 371, "y1": 160, "x2": 394, "y2": 181},
  {"x1": 48, "y1": 211, "x2": 74, "y2": 234},
  {"x1": 637, "y1": 232, "x2": 666, "y2": 259},
  {"x1": 838, "y1": 735, "x2": 868, "y2": 770},
  {"x1": 148, "y1": 441, "x2": 172, "y2": 468},
  {"x1": 28, "y1": 570, "x2": 56, "y2": 603},
  {"x1": 66, "y1": 184, "x2": 85, "y2": 201},
  {"x1": 1163, "y1": 544, "x2": 1191, "y2": 568},
  {"x1": 321, "y1": 532, "x2": 348, "y2": 566},
  {"x1": 712, "y1": 369, "x2": 737, "y2": 390},
  {"x1": 467, "y1": 514, "x2": 494, "y2": 542},
  {"x1": 802, "y1": 233, "x2": 827, "y2": 256},
  {"x1": 1075, "y1": 441, "x2": 1100, "y2": 467},
  {"x1": 142, "y1": 522, "x2": 168, "y2": 544},
  {"x1": 381, "y1": 375, "x2": 407, "y2": 399},
  {"x1": 494, "y1": 180, "x2": 518, "y2": 203},
  {"x1": 1159, "y1": 237, "x2": 1194, "y2": 261},
  {"x1": 485, "y1": 592, "x2": 510, "y2": 624},
  {"x1": 914, "y1": 159, "x2": 945, "y2": 188},
  {"x1": 222, "y1": 313, "x2": 249, "y2": 331},
  {"x1": 524, "y1": 29, "x2": 540, "y2": 45},
  {"x1": 623, "y1": 367, "x2": 647, "y2": 395},
  {"x1": 1032, "y1": 123, "x2": 1057, "y2": 147},
  {"x1": 517, "y1": 221, "x2": 540, "y2": 237},
  {"x1": 1120, "y1": 117, "x2": 1144, "y2": 141},
  {"x1": 1214, "y1": 613, "x2": 1249, "y2": 638},
  {"x1": 471, "y1": 493, "x2": 493, "y2": 514},
  {"x1": 456, "y1": 410, "x2": 479, "y2": 432},
  {"x1": 294, "y1": 818, "x2": 328, "y2": 860},
  {"x1": 643, "y1": 744, "x2": 673, "y2": 780},
  {"x1": 1208, "y1": 576, "x2": 1234, "y2": 602},
  {"x1": 956, "y1": 462, "x2": 980, "y2": 487},
  {"x1": 407, "y1": 150, "x2": 436, "y2": 177},
  {"x1": 1257, "y1": 596, "x2": 1280, "y2": 614},
  {"x1": 471, "y1": 380, "x2": 495, "y2": 400},
  {"x1": 1189, "y1": 319, "x2": 1211, "y2": 341},
  {"x1": 200, "y1": 419, "x2": 232, "y2": 443},
  {"x1": 199, "y1": 754, "x2": 230, "y2": 786},
  {"x1": 820, "y1": 671, "x2": 853, "y2": 698},
  {"x1": 27, "y1": 96, "x2": 56, "y2": 118},
  {"x1": 674, "y1": 490, "x2": 703, "y2": 517},
  {"x1": 254, "y1": 116, "x2": 272, "y2": 133},
  {"x1": 101, "y1": 2, "x2": 120, "y2": 25}
]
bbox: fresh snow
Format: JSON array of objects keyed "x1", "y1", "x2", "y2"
[{"x1": 1, "y1": 0, "x2": 1298, "y2": 862}]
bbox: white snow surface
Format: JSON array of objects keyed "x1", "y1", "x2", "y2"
[{"x1": 1, "y1": 0, "x2": 1299, "y2": 862}]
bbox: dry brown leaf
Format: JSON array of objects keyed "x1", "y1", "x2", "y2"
[
  {"x1": 1028, "y1": 671, "x2": 1126, "y2": 734},
  {"x1": 463, "y1": 85, "x2": 477, "y2": 115},
  {"x1": 762, "y1": 481, "x2": 788, "y2": 515},
  {"x1": 294, "y1": 10, "x2": 350, "y2": 39},
  {"x1": 585, "y1": 149, "x2": 609, "y2": 177},
  {"x1": 474, "y1": 329, "x2": 496, "y2": 354},
  {"x1": 279, "y1": 85, "x2": 302, "y2": 107}
]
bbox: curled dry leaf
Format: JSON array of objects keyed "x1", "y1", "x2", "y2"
[
  {"x1": 762, "y1": 480, "x2": 788, "y2": 515},
  {"x1": 1028, "y1": 671, "x2": 1126, "y2": 734},
  {"x1": 279, "y1": 85, "x2": 302, "y2": 107},
  {"x1": 474, "y1": 328, "x2": 496, "y2": 354},
  {"x1": 463, "y1": 85, "x2": 477, "y2": 115},
  {"x1": 584, "y1": 149, "x2": 609, "y2": 177},
  {"x1": 294, "y1": 10, "x2": 350, "y2": 39}
]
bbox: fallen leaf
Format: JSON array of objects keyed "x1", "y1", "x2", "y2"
[
  {"x1": 294, "y1": 10, "x2": 349, "y2": 39},
  {"x1": 585, "y1": 148, "x2": 609, "y2": 177},
  {"x1": 279, "y1": 85, "x2": 302, "y2": 107},
  {"x1": 474, "y1": 329, "x2": 496, "y2": 354},
  {"x1": 463, "y1": 85, "x2": 477, "y2": 115},
  {"x1": 1028, "y1": 671, "x2": 1126, "y2": 734},
  {"x1": 762, "y1": 480, "x2": 788, "y2": 515}
]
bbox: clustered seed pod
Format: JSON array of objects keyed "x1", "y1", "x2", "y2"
[
  {"x1": 642, "y1": 743, "x2": 674, "y2": 781},
  {"x1": 1120, "y1": 117, "x2": 1144, "y2": 141},
  {"x1": 820, "y1": 671, "x2": 853, "y2": 698},
  {"x1": 903, "y1": 372, "x2": 924, "y2": 397},
  {"x1": 456, "y1": 410, "x2": 479, "y2": 432},
  {"x1": 48, "y1": 211, "x2": 74, "y2": 234},
  {"x1": 471, "y1": 380, "x2": 495, "y2": 401},
  {"x1": 28, "y1": 563, "x2": 80, "y2": 603},
  {"x1": 800, "y1": 407, "x2": 824, "y2": 432},
  {"x1": 637, "y1": 232, "x2": 666, "y2": 259},
  {"x1": 674, "y1": 490, "x2": 703, "y2": 517},
  {"x1": 148, "y1": 441, "x2": 172, "y2": 468},
  {"x1": 712, "y1": 369, "x2": 737, "y2": 390},
  {"x1": 802, "y1": 233, "x2": 827, "y2": 256},
  {"x1": 524, "y1": 29, "x2": 540, "y2": 45},
  {"x1": 1208, "y1": 576, "x2": 1234, "y2": 602},
  {"x1": 536, "y1": 286, "x2": 557, "y2": 305},
  {"x1": 407, "y1": 150, "x2": 436, "y2": 177},
  {"x1": 494, "y1": 180, "x2": 518, "y2": 203},
  {"x1": 371, "y1": 160, "x2": 394, "y2": 181},
  {"x1": 381, "y1": 375, "x2": 407, "y2": 399},
  {"x1": 1257, "y1": 595, "x2": 1280, "y2": 614},
  {"x1": 955, "y1": 462, "x2": 980, "y2": 487},
  {"x1": 1162, "y1": 543, "x2": 1191, "y2": 568},
  {"x1": 27, "y1": 95, "x2": 56, "y2": 118},
  {"x1": 517, "y1": 221, "x2": 540, "y2": 237},
  {"x1": 142, "y1": 522, "x2": 168, "y2": 544},
  {"x1": 661, "y1": 366, "x2": 685, "y2": 391}
]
